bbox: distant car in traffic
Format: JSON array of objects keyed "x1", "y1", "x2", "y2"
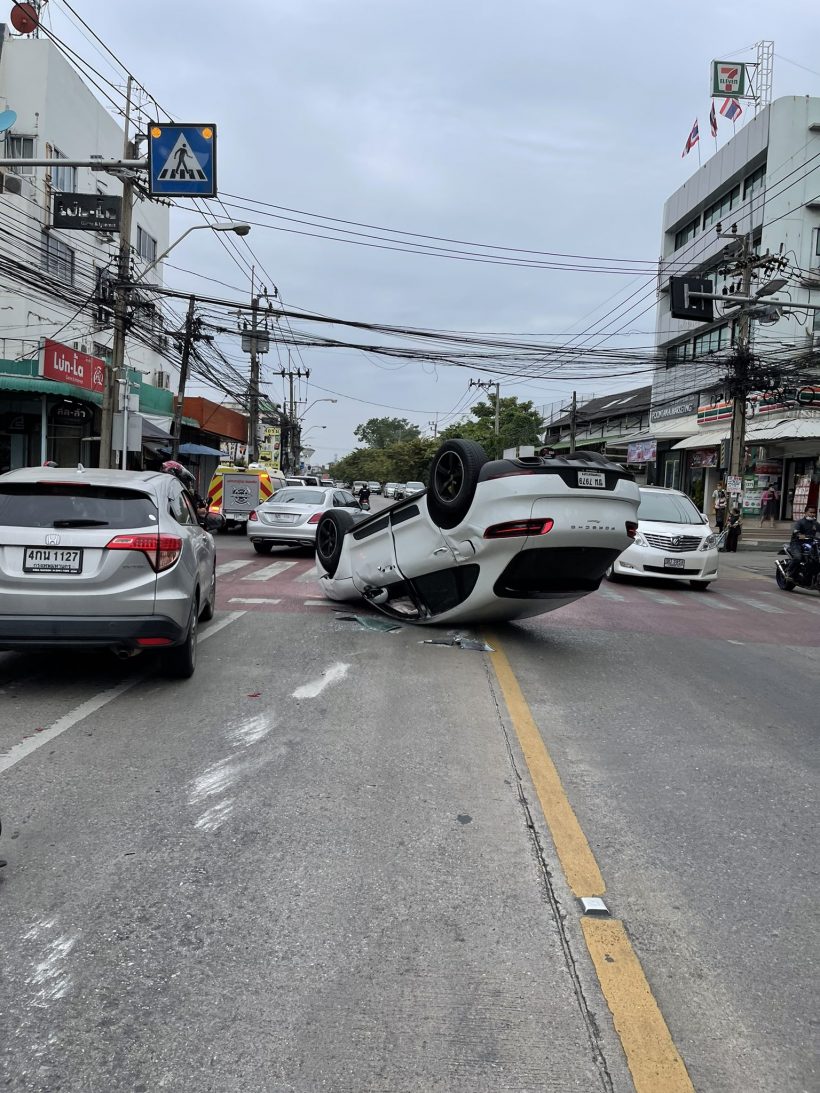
[
  {"x1": 248, "y1": 485, "x2": 361, "y2": 552},
  {"x1": 314, "y1": 440, "x2": 640, "y2": 625},
  {"x1": 404, "y1": 481, "x2": 425, "y2": 496},
  {"x1": 383, "y1": 482, "x2": 401, "y2": 498},
  {"x1": 606, "y1": 486, "x2": 719, "y2": 589},
  {"x1": 368, "y1": 481, "x2": 382, "y2": 495},
  {"x1": 0, "y1": 466, "x2": 218, "y2": 677}
]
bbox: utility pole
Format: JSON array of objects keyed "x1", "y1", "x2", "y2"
[
  {"x1": 469, "y1": 378, "x2": 501, "y2": 455},
  {"x1": 171, "y1": 295, "x2": 197, "y2": 460},
  {"x1": 569, "y1": 390, "x2": 577, "y2": 452},
  {"x1": 279, "y1": 364, "x2": 310, "y2": 473},
  {"x1": 247, "y1": 290, "x2": 260, "y2": 462},
  {"x1": 100, "y1": 76, "x2": 134, "y2": 469},
  {"x1": 727, "y1": 231, "x2": 753, "y2": 484}
]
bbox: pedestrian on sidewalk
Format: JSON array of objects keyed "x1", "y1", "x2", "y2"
[
  {"x1": 712, "y1": 482, "x2": 728, "y2": 532},
  {"x1": 760, "y1": 486, "x2": 777, "y2": 527},
  {"x1": 725, "y1": 506, "x2": 743, "y2": 552}
]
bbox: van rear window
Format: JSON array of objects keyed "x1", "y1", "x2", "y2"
[{"x1": 0, "y1": 484, "x2": 157, "y2": 529}]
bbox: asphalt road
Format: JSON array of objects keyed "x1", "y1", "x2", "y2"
[{"x1": 0, "y1": 535, "x2": 817, "y2": 1092}]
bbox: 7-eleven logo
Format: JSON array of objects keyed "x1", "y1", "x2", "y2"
[{"x1": 718, "y1": 64, "x2": 741, "y2": 92}]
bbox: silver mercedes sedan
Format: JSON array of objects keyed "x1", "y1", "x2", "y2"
[{"x1": 248, "y1": 485, "x2": 362, "y2": 553}]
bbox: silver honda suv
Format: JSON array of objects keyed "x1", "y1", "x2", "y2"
[{"x1": 0, "y1": 467, "x2": 217, "y2": 678}]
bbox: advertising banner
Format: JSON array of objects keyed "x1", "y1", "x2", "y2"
[
  {"x1": 261, "y1": 425, "x2": 281, "y2": 470},
  {"x1": 627, "y1": 439, "x2": 656, "y2": 463}
]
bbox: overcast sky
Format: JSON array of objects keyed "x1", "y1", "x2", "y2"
[{"x1": 49, "y1": 0, "x2": 820, "y2": 461}]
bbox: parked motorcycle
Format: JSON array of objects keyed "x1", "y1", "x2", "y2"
[{"x1": 775, "y1": 538, "x2": 820, "y2": 593}]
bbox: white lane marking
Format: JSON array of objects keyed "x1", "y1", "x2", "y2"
[
  {"x1": 693, "y1": 595, "x2": 737, "y2": 610},
  {"x1": 0, "y1": 611, "x2": 245, "y2": 776},
  {"x1": 228, "y1": 597, "x2": 281, "y2": 605},
  {"x1": 216, "y1": 559, "x2": 253, "y2": 577},
  {"x1": 295, "y1": 565, "x2": 320, "y2": 583},
  {"x1": 241, "y1": 560, "x2": 298, "y2": 582},
  {"x1": 727, "y1": 639, "x2": 745, "y2": 645},
  {"x1": 229, "y1": 712, "x2": 273, "y2": 749},
  {"x1": 195, "y1": 798, "x2": 235, "y2": 832},
  {"x1": 292, "y1": 661, "x2": 349, "y2": 700},
  {"x1": 637, "y1": 590, "x2": 683, "y2": 606},
  {"x1": 199, "y1": 610, "x2": 246, "y2": 640},
  {"x1": 29, "y1": 931, "x2": 78, "y2": 1004},
  {"x1": 597, "y1": 586, "x2": 626, "y2": 601},
  {"x1": 303, "y1": 599, "x2": 334, "y2": 607},
  {"x1": 188, "y1": 754, "x2": 267, "y2": 805},
  {"x1": 721, "y1": 591, "x2": 784, "y2": 614}
]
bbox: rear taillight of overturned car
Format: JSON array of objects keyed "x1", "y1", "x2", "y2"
[
  {"x1": 484, "y1": 518, "x2": 554, "y2": 539},
  {"x1": 626, "y1": 521, "x2": 638, "y2": 539},
  {"x1": 106, "y1": 533, "x2": 183, "y2": 572}
]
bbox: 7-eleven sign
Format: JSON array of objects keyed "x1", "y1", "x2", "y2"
[{"x1": 712, "y1": 60, "x2": 748, "y2": 97}]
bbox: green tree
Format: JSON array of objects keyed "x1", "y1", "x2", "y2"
[
  {"x1": 439, "y1": 396, "x2": 543, "y2": 457},
  {"x1": 354, "y1": 417, "x2": 421, "y2": 449}
]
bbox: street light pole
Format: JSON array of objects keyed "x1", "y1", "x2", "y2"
[{"x1": 171, "y1": 295, "x2": 196, "y2": 460}]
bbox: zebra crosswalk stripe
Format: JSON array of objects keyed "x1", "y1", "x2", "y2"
[
  {"x1": 720, "y1": 591, "x2": 784, "y2": 614},
  {"x1": 241, "y1": 560, "x2": 299, "y2": 582},
  {"x1": 216, "y1": 559, "x2": 253, "y2": 577}
]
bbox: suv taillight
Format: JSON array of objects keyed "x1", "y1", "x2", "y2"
[
  {"x1": 484, "y1": 518, "x2": 554, "y2": 539},
  {"x1": 106, "y1": 533, "x2": 182, "y2": 572}
]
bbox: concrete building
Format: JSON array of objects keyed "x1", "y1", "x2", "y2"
[
  {"x1": 650, "y1": 95, "x2": 820, "y2": 519},
  {"x1": 541, "y1": 385, "x2": 652, "y2": 477},
  {"x1": 0, "y1": 27, "x2": 175, "y2": 471}
]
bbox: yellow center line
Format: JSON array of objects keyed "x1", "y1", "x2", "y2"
[
  {"x1": 485, "y1": 634, "x2": 604, "y2": 898},
  {"x1": 485, "y1": 631, "x2": 694, "y2": 1093}
]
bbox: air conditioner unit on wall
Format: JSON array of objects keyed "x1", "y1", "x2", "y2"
[{"x1": 154, "y1": 370, "x2": 170, "y2": 389}]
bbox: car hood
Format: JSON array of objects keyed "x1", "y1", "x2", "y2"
[{"x1": 637, "y1": 519, "x2": 711, "y2": 539}]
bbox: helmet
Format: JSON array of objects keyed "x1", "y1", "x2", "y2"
[{"x1": 160, "y1": 459, "x2": 197, "y2": 494}]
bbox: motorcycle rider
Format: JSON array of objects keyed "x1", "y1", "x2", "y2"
[
  {"x1": 787, "y1": 505, "x2": 818, "y2": 579},
  {"x1": 357, "y1": 483, "x2": 371, "y2": 508}
]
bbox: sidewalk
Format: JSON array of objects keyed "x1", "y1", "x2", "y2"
[{"x1": 713, "y1": 518, "x2": 791, "y2": 552}]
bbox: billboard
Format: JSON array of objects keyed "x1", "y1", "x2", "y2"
[
  {"x1": 39, "y1": 339, "x2": 105, "y2": 395},
  {"x1": 260, "y1": 425, "x2": 281, "y2": 471}
]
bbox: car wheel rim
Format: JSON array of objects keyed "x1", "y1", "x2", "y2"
[
  {"x1": 435, "y1": 451, "x2": 464, "y2": 502},
  {"x1": 318, "y1": 521, "x2": 337, "y2": 559}
]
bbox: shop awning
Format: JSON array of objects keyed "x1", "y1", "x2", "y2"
[
  {"x1": 746, "y1": 416, "x2": 820, "y2": 442},
  {"x1": 141, "y1": 417, "x2": 173, "y2": 442},
  {"x1": 671, "y1": 427, "x2": 728, "y2": 450}
]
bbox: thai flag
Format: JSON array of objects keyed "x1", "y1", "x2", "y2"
[
  {"x1": 710, "y1": 101, "x2": 718, "y2": 138},
  {"x1": 720, "y1": 98, "x2": 743, "y2": 122},
  {"x1": 681, "y1": 119, "x2": 699, "y2": 157}
]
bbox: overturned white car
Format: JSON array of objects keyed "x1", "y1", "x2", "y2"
[{"x1": 315, "y1": 440, "x2": 640, "y2": 625}]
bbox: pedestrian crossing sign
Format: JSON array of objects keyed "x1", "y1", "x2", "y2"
[{"x1": 147, "y1": 123, "x2": 217, "y2": 198}]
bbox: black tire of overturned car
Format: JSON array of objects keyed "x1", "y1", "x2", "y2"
[
  {"x1": 427, "y1": 439, "x2": 488, "y2": 529},
  {"x1": 316, "y1": 509, "x2": 356, "y2": 576}
]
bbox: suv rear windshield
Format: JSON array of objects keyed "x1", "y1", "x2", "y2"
[{"x1": 0, "y1": 484, "x2": 158, "y2": 529}]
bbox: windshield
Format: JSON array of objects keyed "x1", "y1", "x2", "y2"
[
  {"x1": 266, "y1": 489, "x2": 326, "y2": 506},
  {"x1": 406, "y1": 482, "x2": 425, "y2": 491},
  {"x1": 0, "y1": 483, "x2": 157, "y2": 528},
  {"x1": 638, "y1": 491, "x2": 702, "y2": 524}
]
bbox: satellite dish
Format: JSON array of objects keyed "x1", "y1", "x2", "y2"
[
  {"x1": 0, "y1": 110, "x2": 18, "y2": 134},
  {"x1": 10, "y1": 2, "x2": 39, "y2": 35}
]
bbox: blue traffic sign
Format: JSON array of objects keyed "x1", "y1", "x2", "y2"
[{"x1": 148, "y1": 123, "x2": 217, "y2": 198}]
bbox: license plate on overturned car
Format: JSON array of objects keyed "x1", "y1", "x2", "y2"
[
  {"x1": 663, "y1": 557, "x2": 685, "y2": 569},
  {"x1": 23, "y1": 547, "x2": 83, "y2": 574},
  {"x1": 577, "y1": 471, "x2": 605, "y2": 488}
]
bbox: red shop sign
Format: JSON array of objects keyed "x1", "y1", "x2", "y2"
[{"x1": 39, "y1": 339, "x2": 105, "y2": 394}]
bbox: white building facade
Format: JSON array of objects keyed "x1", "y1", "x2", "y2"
[
  {"x1": 649, "y1": 95, "x2": 820, "y2": 519},
  {"x1": 0, "y1": 28, "x2": 175, "y2": 471}
]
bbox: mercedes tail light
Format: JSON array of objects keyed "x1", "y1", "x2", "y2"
[
  {"x1": 308, "y1": 512, "x2": 322, "y2": 524},
  {"x1": 484, "y1": 518, "x2": 554, "y2": 539},
  {"x1": 626, "y1": 521, "x2": 638, "y2": 539},
  {"x1": 249, "y1": 510, "x2": 259, "y2": 522},
  {"x1": 106, "y1": 533, "x2": 182, "y2": 572}
]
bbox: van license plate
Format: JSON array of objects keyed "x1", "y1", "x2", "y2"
[
  {"x1": 24, "y1": 547, "x2": 83, "y2": 574},
  {"x1": 664, "y1": 558, "x2": 685, "y2": 569},
  {"x1": 578, "y1": 471, "x2": 605, "y2": 488}
]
